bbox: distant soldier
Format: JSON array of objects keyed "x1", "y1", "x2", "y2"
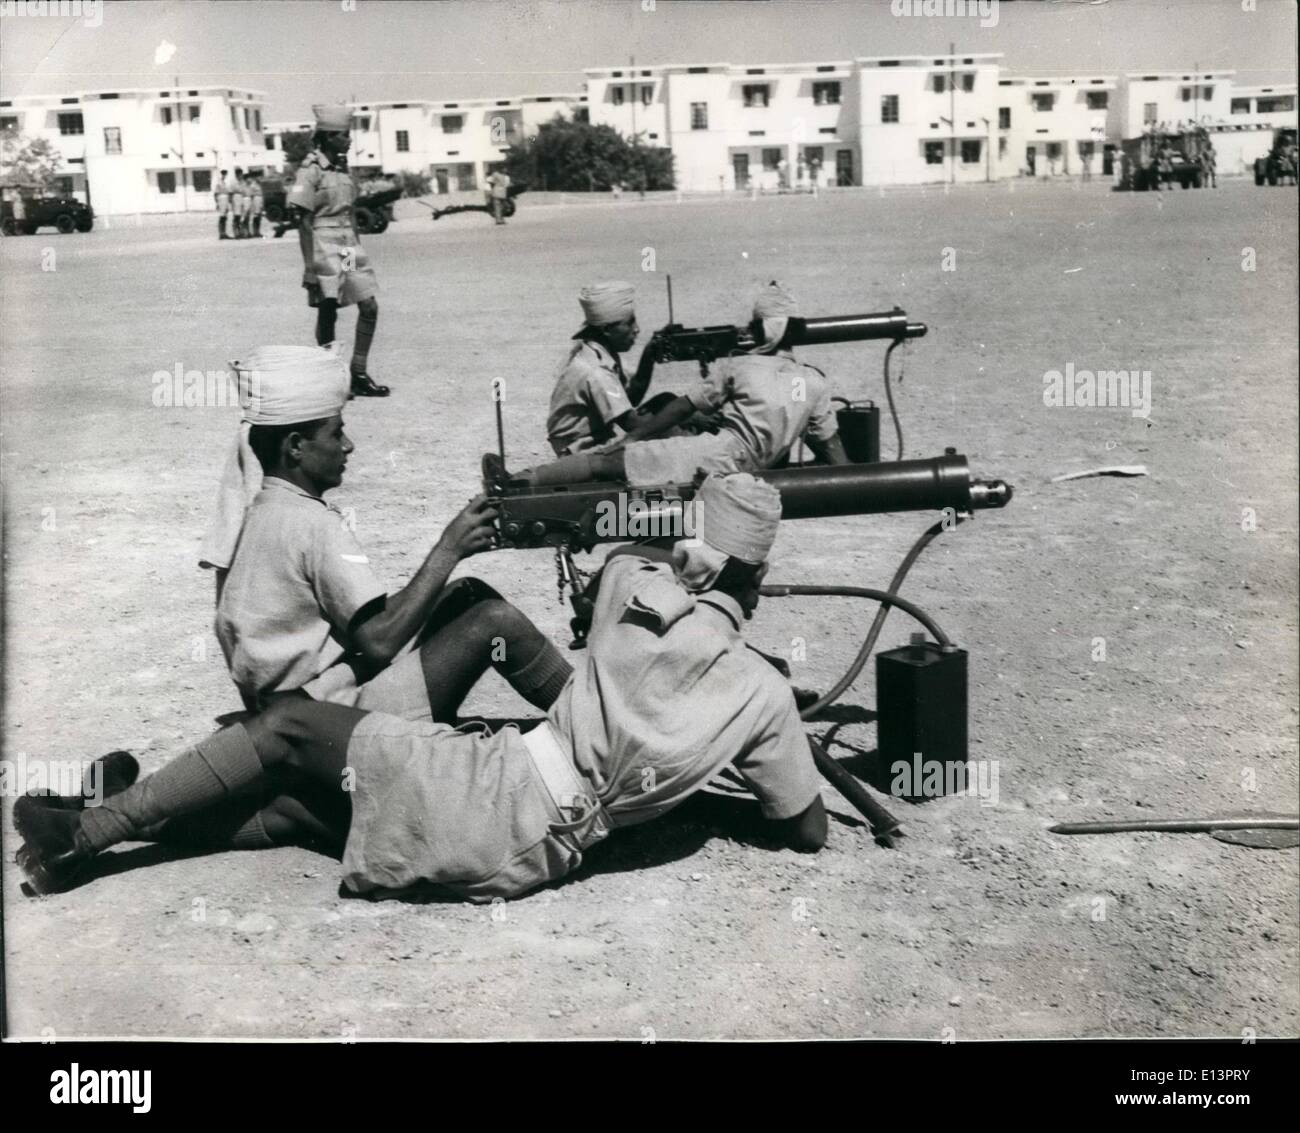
[
  {"x1": 1202, "y1": 141, "x2": 1217, "y2": 188},
  {"x1": 487, "y1": 167, "x2": 511, "y2": 225},
  {"x1": 288, "y1": 104, "x2": 387, "y2": 398},
  {"x1": 1156, "y1": 142, "x2": 1174, "y2": 191},
  {"x1": 215, "y1": 168, "x2": 232, "y2": 240},
  {"x1": 248, "y1": 174, "x2": 264, "y2": 237},
  {"x1": 230, "y1": 167, "x2": 249, "y2": 238}
]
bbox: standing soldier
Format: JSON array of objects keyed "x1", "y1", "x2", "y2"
[
  {"x1": 215, "y1": 168, "x2": 231, "y2": 240},
  {"x1": 486, "y1": 167, "x2": 511, "y2": 225},
  {"x1": 288, "y1": 104, "x2": 388, "y2": 398},
  {"x1": 230, "y1": 167, "x2": 248, "y2": 238},
  {"x1": 1202, "y1": 141, "x2": 1217, "y2": 188},
  {"x1": 248, "y1": 173, "x2": 264, "y2": 237}
]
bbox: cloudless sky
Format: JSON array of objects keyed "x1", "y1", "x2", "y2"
[{"x1": 2, "y1": 0, "x2": 1295, "y2": 120}]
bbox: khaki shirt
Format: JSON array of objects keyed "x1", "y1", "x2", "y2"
[
  {"x1": 707, "y1": 352, "x2": 839, "y2": 466},
  {"x1": 215, "y1": 478, "x2": 386, "y2": 701},
  {"x1": 548, "y1": 555, "x2": 822, "y2": 826},
  {"x1": 546, "y1": 340, "x2": 635, "y2": 455}
]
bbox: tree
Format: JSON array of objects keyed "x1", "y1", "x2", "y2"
[
  {"x1": 278, "y1": 129, "x2": 314, "y2": 171},
  {"x1": 0, "y1": 133, "x2": 63, "y2": 193},
  {"x1": 502, "y1": 117, "x2": 674, "y2": 192}
]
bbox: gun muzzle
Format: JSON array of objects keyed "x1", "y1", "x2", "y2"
[
  {"x1": 762, "y1": 454, "x2": 1009, "y2": 519},
  {"x1": 786, "y1": 310, "x2": 927, "y2": 347}
]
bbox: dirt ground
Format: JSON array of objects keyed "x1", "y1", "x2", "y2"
[{"x1": 2, "y1": 180, "x2": 1296, "y2": 1040}]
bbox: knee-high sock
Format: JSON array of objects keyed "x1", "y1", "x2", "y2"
[
  {"x1": 138, "y1": 792, "x2": 274, "y2": 851},
  {"x1": 351, "y1": 307, "x2": 378, "y2": 376},
  {"x1": 497, "y1": 640, "x2": 573, "y2": 710},
  {"x1": 79, "y1": 726, "x2": 265, "y2": 852}
]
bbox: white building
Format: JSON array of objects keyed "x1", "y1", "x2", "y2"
[
  {"x1": 1, "y1": 85, "x2": 267, "y2": 213},
  {"x1": 5, "y1": 61, "x2": 1294, "y2": 211},
  {"x1": 994, "y1": 74, "x2": 1116, "y2": 179}
]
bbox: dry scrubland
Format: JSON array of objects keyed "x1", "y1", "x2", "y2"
[{"x1": 1, "y1": 181, "x2": 1296, "y2": 1038}]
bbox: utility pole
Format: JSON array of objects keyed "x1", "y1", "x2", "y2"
[
  {"x1": 630, "y1": 54, "x2": 637, "y2": 138},
  {"x1": 950, "y1": 42, "x2": 956, "y2": 184},
  {"x1": 1193, "y1": 62, "x2": 1199, "y2": 124},
  {"x1": 175, "y1": 75, "x2": 189, "y2": 212}
]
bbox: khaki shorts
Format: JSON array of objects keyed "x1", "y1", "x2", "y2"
[{"x1": 340, "y1": 716, "x2": 586, "y2": 902}]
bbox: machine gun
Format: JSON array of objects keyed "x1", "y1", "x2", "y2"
[
  {"x1": 482, "y1": 443, "x2": 1012, "y2": 846},
  {"x1": 490, "y1": 451, "x2": 1008, "y2": 552},
  {"x1": 648, "y1": 309, "x2": 927, "y2": 365},
  {"x1": 646, "y1": 277, "x2": 927, "y2": 462}
]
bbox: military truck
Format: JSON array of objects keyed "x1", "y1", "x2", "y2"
[
  {"x1": 1117, "y1": 130, "x2": 1207, "y2": 191},
  {"x1": 0, "y1": 192, "x2": 94, "y2": 235},
  {"x1": 1254, "y1": 128, "x2": 1298, "y2": 186}
]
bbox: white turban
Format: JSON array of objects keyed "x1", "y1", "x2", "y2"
[
  {"x1": 673, "y1": 472, "x2": 783, "y2": 590},
  {"x1": 752, "y1": 280, "x2": 799, "y2": 355},
  {"x1": 576, "y1": 281, "x2": 635, "y2": 334},
  {"x1": 198, "y1": 346, "x2": 350, "y2": 570},
  {"x1": 312, "y1": 103, "x2": 352, "y2": 132}
]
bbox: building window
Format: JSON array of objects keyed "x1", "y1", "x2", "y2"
[
  {"x1": 161, "y1": 106, "x2": 173, "y2": 126},
  {"x1": 934, "y1": 74, "x2": 946, "y2": 95},
  {"x1": 1231, "y1": 97, "x2": 1251, "y2": 114},
  {"x1": 354, "y1": 115, "x2": 371, "y2": 132},
  {"x1": 881, "y1": 95, "x2": 899, "y2": 124},
  {"x1": 961, "y1": 72, "x2": 975, "y2": 93},
  {"x1": 188, "y1": 104, "x2": 200, "y2": 122},
  {"x1": 230, "y1": 106, "x2": 238, "y2": 129},
  {"x1": 104, "y1": 127, "x2": 122, "y2": 154},
  {"x1": 998, "y1": 136, "x2": 1008, "y2": 159},
  {"x1": 575, "y1": 107, "x2": 589, "y2": 123},
  {"x1": 265, "y1": 135, "x2": 276, "y2": 149},
  {"x1": 612, "y1": 86, "x2": 625, "y2": 106},
  {"x1": 193, "y1": 169, "x2": 212, "y2": 193},
  {"x1": 1143, "y1": 102, "x2": 1157, "y2": 124},
  {"x1": 396, "y1": 130, "x2": 410, "y2": 152},
  {"x1": 961, "y1": 139, "x2": 981, "y2": 164},
  {"x1": 158, "y1": 171, "x2": 177, "y2": 194},
  {"x1": 924, "y1": 141, "x2": 944, "y2": 165},
  {"x1": 1032, "y1": 93, "x2": 1054, "y2": 112},
  {"x1": 998, "y1": 107, "x2": 1010, "y2": 130},
  {"x1": 456, "y1": 162, "x2": 476, "y2": 190},
  {"x1": 1258, "y1": 95, "x2": 1295, "y2": 113},
  {"x1": 56, "y1": 175, "x2": 74, "y2": 195},
  {"x1": 58, "y1": 112, "x2": 84, "y2": 135},
  {"x1": 1045, "y1": 142, "x2": 1062, "y2": 161},
  {"x1": 1078, "y1": 141, "x2": 1095, "y2": 160},
  {"x1": 641, "y1": 85, "x2": 653, "y2": 106},
  {"x1": 743, "y1": 85, "x2": 770, "y2": 108},
  {"x1": 0, "y1": 115, "x2": 18, "y2": 132},
  {"x1": 242, "y1": 107, "x2": 250, "y2": 129},
  {"x1": 442, "y1": 115, "x2": 463, "y2": 134},
  {"x1": 761, "y1": 148, "x2": 782, "y2": 171},
  {"x1": 691, "y1": 102, "x2": 708, "y2": 130},
  {"x1": 253, "y1": 109, "x2": 261, "y2": 132},
  {"x1": 812, "y1": 81, "x2": 840, "y2": 106},
  {"x1": 1085, "y1": 91, "x2": 1109, "y2": 110},
  {"x1": 804, "y1": 145, "x2": 823, "y2": 165}
]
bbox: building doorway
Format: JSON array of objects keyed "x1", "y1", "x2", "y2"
[
  {"x1": 836, "y1": 148, "x2": 853, "y2": 186},
  {"x1": 433, "y1": 168, "x2": 450, "y2": 195},
  {"x1": 732, "y1": 152, "x2": 750, "y2": 189},
  {"x1": 1102, "y1": 144, "x2": 1116, "y2": 177},
  {"x1": 1025, "y1": 144, "x2": 1036, "y2": 176}
]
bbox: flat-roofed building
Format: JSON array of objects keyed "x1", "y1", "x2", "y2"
[{"x1": 994, "y1": 74, "x2": 1116, "y2": 179}]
